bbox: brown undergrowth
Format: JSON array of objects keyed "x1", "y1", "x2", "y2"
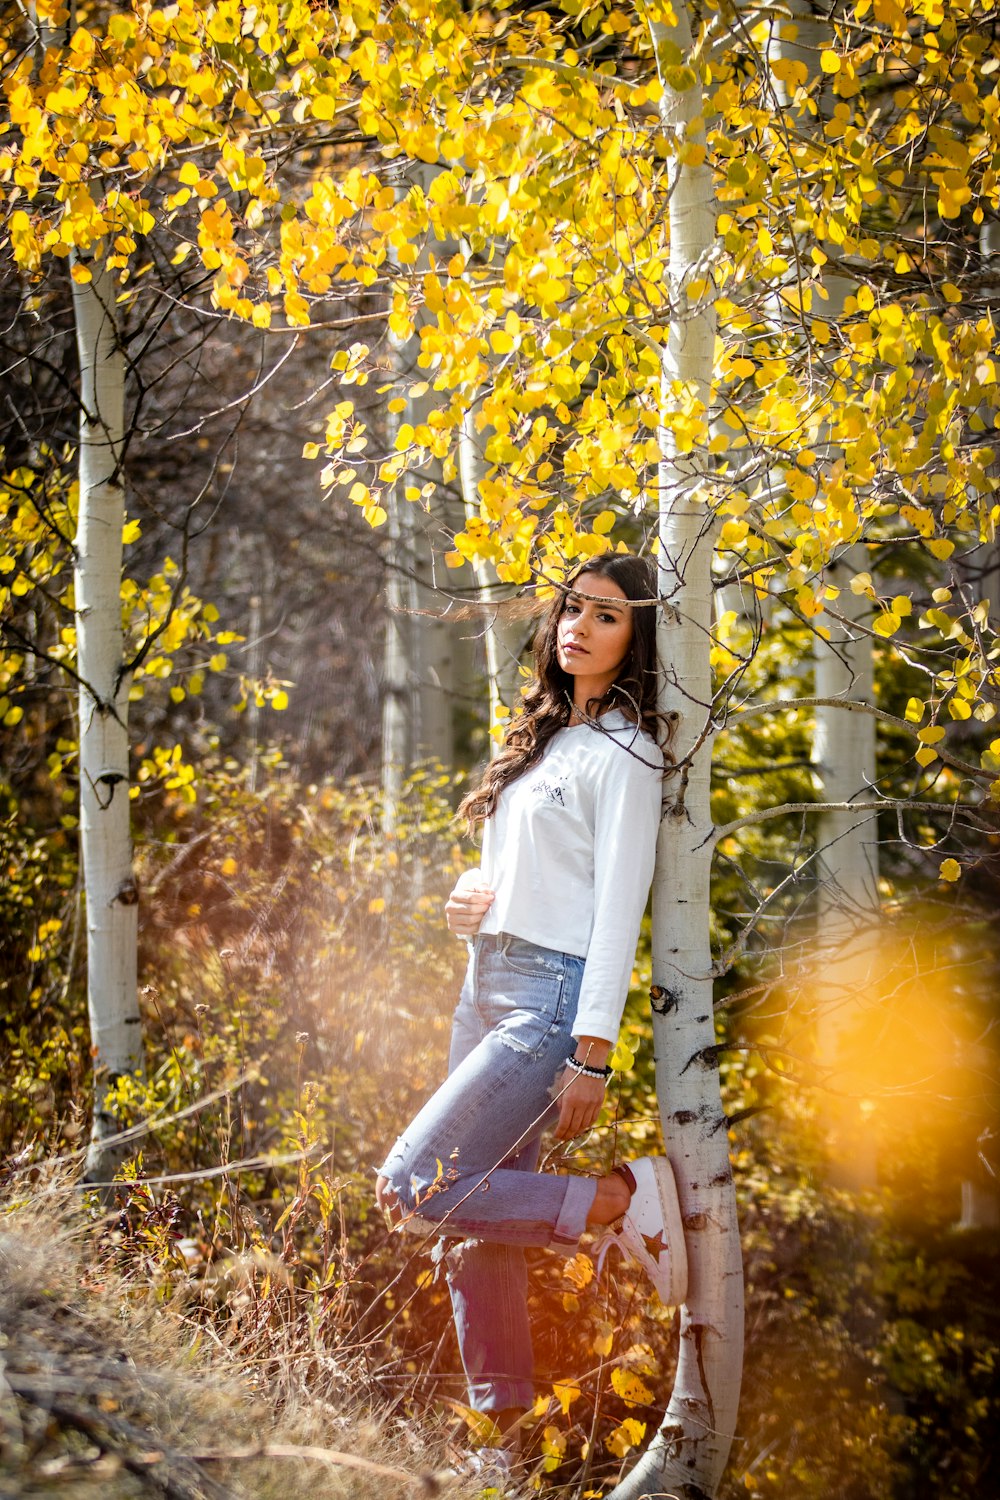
[{"x1": 0, "y1": 1169, "x2": 477, "y2": 1500}]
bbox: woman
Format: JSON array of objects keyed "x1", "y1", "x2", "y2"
[{"x1": 375, "y1": 553, "x2": 686, "y2": 1457}]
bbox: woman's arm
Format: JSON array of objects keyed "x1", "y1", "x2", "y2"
[
  {"x1": 571, "y1": 746, "x2": 662, "y2": 1045},
  {"x1": 554, "y1": 1035, "x2": 612, "y2": 1141},
  {"x1": 445, "y1": 867, "x2": 495, "y2": 937}
]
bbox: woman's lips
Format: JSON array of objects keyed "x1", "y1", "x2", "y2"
[{"x1": 562, "y1": 641, "x2": 588, "y2": 656}]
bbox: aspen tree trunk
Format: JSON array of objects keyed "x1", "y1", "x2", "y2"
[
  {"x1": 382, "y1": 166, "x2": 464, "y2": 823},
  {"x1": 381, "y1": 376, "x2": 458, "y2": 814},
  {"x1": 612, "y1": 7, "x2": 743, "y2": 1495},
  {"x1": 956, "y1": 218, "x2": 1000, "y2": 1228},
  {"x1": 774, "y1": 1, "x2": 881, "y2": 1189},
  {"x1": 812, "y1": 550, "x2": 879, "y2": 1189},
  {"x1": 457, "y1": 405, "x2": 526, "y2": 743},
  {"x1": 72, "y1": 254, "x2": 143, "y2": 1183},
  {"x1": 381, "y1": 448, "x2": 420, "y2": 832},
  {"x1": 981, "y1": 222, "x2": 1000, "y2": 626},
  {"x1": 959, "y1": 1178, "x2": 1000, "y2": 1231}
]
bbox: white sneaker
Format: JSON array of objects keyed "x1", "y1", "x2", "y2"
[
  {"x1": 592, "y1": 1156, "x2": 688, "y2": 1307},
  {"x1": 467, "y1": 1445, "x2": 515, "y2": 1476},
  {"x1": 461, "y1": 1445, "x2": 522, "y2": 1496}
]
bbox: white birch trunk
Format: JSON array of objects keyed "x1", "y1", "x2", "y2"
[
  {"x1": 457, "y1": 405, "x2": 526, "y2": 745},
  {"x1": 812, "y1": 549, "x2": 879, "y2": 1189},
  {"x1": 72, "y1": 253, "x2": 142, "y2": 1182},
  {"x1": 611, "y1": 7, "x2": 744, "y2": 1495},
  {"x1": 959, "y1": 1178, "x2": 1000, "y2": 1231},
  {"x1": 382, "y1": 166, "x2": 462, "y2": 822},
  {"x1": 381, "y1": 375, "x2": 458, "y2": 777},
  {"x1": 381, "y1": 436, "x2": 420, "y2": 833},
  {"x1": 772, "y1": 5, "x2": 882, "y2": 1189},
  {"x1": 955, "y1": 219, "x2": 1000, "y2": 1225}
]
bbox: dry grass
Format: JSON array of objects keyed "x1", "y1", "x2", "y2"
[{"x1": 0, "y1": 1170, "x2": 484, "y2": 1500}]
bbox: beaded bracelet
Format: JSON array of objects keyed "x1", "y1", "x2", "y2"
[{"x1": 565, "y1": 1053, "x2": 612, "y2": 1080}]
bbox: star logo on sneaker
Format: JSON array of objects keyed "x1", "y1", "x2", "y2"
[{"x1": 642, "y1": 1229, "x2": 667, "y2": 1263}]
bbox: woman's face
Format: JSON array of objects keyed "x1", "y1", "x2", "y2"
[{"x1": 556, "y1": 573, "x2": 634, "y2": 699}]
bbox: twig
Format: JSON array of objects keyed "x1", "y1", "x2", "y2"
[
  {"x1": 711, "y1": 798, "x2": 989, "y2": 844},
  {"x1": 192, "y1": 1440, "x2": 445, "y2": 1491},
  {"x1": 83, "y1": 1148, "x2": 315, "y2": 1189}
]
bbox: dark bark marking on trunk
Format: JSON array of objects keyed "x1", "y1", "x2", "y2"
[
  {"x1": 693, "y1": 1321, "x2": 716, "y2": 1433},
  {"x1": 650, "y1": 983, "x2": 680, "y2": 1015},
  {"x1": 679, "y1": 1047, "x2": 712, "y2": 1076},
  {"x1": 113, "y1": 876, "x2": 139, "y2": 906},
  {"x1": 93, "y1": 770, "x2": 127, "y2": 808}
]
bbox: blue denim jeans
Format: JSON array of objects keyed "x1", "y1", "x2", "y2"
[{"x1": 378, "y1": 932, "x2": 598, "y2": 1412}]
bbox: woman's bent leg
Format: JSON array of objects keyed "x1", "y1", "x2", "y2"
[
  {"x1": 378, "y1": 938, "x2": 595, "y2": 1414},
  {"x1": 379, "y1": 939, "x2": 595, "y2": 1244},
  {"x1": 441, "y1": 964, "x2": 537, "y2": 1414},
  {"x1": 379, "y1": 1019, "x2": 596, "y2": 1246},
  {"x1": 446, "y1": 1238, "x2": 534, "y2": 1414}
]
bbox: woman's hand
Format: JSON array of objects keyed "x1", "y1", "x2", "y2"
[
  {"x1": 445, "y1": 871, "x2": 495, "y2": 937},
  {"x1": 375, "y1": 1173, "x2": 401, "y2": 1224},
  {"x1": 554, "y1": 1069, "x2": 606, "y2": 1141}
]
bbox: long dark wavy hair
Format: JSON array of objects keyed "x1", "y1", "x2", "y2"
[{"x1": 458, "y1": 554, "x2": 665, "y2": 828}]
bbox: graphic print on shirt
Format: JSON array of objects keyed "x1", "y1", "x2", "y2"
[{"x1": 536, "y1": 776, "x2": 567, "y2": 807}]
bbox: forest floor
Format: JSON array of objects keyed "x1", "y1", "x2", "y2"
[{"x1": 0, "y1": 1170, "x2": 491, "y2": 1500}]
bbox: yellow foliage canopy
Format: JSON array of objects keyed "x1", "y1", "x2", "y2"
[{"x1": 3, "y1": 0, "x2": 1000, "y2": 729}]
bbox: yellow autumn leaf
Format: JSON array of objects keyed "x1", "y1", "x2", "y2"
[
  {"x1": 610, "y1": 1368, "x2": 654, "y2": 1408},
  {"x1": 872, "y1": 613, "x2": 899, "y2": 638},
  {"x1": 939, "y1": 859, "x2": 961, "y2": 883},
  {"x1": 593, "y1": 1320, "x2": 614, "y2": 1357},
  {"x1": 552, "y1": 1382, "x2": 580, "y2": 1415},
  {"x1": 609, "y1": 1037, "x2": 635, "y2": 1071},
  {"x1": 938, "y1": 173, "x2": 972, "y2": 219},
  {"x1": 563, "y1": 1253, "x2": 594, "y2": 1290},
  {"x1": 606, "y1": 1418, "x2": 647, "y2": 1459}
]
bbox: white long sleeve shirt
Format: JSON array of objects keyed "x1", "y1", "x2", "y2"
[{"x1": 476, "y1": 709, "x2": 663, "y2": 1045}]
